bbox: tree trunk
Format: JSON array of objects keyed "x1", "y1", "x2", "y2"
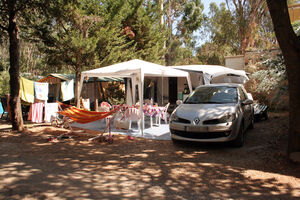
[
  {"x1": 8, "y1": 8, "x2": 24, "y2": 132},
  {"x1": 75, "y1": 67, "x2": 81, "y2": 108},
  {"x1": 267, "y1": 0, "x2": 300, "y2": 159}
]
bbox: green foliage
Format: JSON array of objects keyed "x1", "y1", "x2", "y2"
[
  {"x1": 120, "y1": 0, "x2": 166, "y2": 64},
  {"x1": 104, "y1": 82, "x2": 125, "y2": 105},
  {"x1": 0, "y1": 70, "x2": 10, "y2": 95},
  {"x1": 247, "y1": 54, "x2": 288, "y2": 110},
  {"x1": 292, "y1": 19, "x2": 300, "y2": 36},
  {"x1": 164, "y1": 0, "x2": 204, "y2": 65},
  {"x1": 197, "y1": 2, "x2": 239, "y2": 64},
  {"x1": 180, "y1": 0, "x2": 204, "y2": 38},
  {"x1": 202, "y1": 0, "x2": 276, "y2": 57},
  {"x1": 207, "y1": 2, "x2": 239, "y2": 53}
]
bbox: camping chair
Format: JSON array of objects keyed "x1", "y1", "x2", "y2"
[
  {"x1": 98, "y1": 102, "x2": 112, "y2": 126},
  {"x1": 155, "y1": 103, "x2": 170, "y2": 125},
  {"x1": 121, "y1": 106, "x2": 142, "y2": 131}
]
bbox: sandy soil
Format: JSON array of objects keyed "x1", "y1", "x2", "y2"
[{"x1": 0, "y1": 112, "x2": 299, "y2": 200}]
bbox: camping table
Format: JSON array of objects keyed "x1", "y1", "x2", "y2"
[{"x1": 143, "y1": 105, "x2": 167, "y2": 127}]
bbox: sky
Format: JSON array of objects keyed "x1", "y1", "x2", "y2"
[{"x1": 202, "y1": 0, "x2": 226, "y2": 14}]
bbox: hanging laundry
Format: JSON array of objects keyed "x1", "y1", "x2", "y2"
[
  {"x1": 34, "y1": 82, "x2": 49, "y2": 101},
  {"x1": 81, "y1": 99, "x2": 90, "y2": 110},
  {"x1": 61, "y1": 79, "x2": 74, "y2": 101},
  {"x1": 20, "y1": 77, "x2": 34, "y2": 103},
  {"x1": 28, "y1": 103, "x2": 44, "y2": 123},
  {"x1": 44, "y1": 102, "x2": 58, "y2": 122}
]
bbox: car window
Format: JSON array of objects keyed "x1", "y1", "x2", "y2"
[{"x1": 185, "y1": 86, "x2": 238, "y2": 104}]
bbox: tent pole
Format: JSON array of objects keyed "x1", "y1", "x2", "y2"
[
  {"x1": 138, "y1": 70, "x2": 144, "y2": 136},
  {"x1": 161, "y1": 76, "x2": 163, "y2": 105},
  {"x1": 93, "y1": 77, "x2": 98, "y2": 111}
]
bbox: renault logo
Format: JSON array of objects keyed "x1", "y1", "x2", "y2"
[{"x1": 194, "y1": 117, "x2": 200, "y2": 124}]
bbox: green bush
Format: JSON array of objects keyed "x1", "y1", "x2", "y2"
[
  {"x1": 104, "y1": 82, "x2": 125, "y2": 105},
  {"x1": 247, "y1": 54, "x2": 288, "y2": 110},
  {"x1": 0, "y1": 70, "x2": 10, "y2": 96}
]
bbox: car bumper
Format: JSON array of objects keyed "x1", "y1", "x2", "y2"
[{"x1": 169, "y1": 121, "x2": 239, "y2": 142}]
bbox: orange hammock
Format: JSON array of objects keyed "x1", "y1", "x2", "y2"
[{"x1": 57, "y1": 105, "x2": 120, "y2": 124}]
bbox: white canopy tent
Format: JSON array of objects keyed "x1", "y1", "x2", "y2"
[
  {"x1": 172, "y1": 65, "x2": 249, "y2": 85},
  {"x1": 79, "y1": 59, "x2": 192, "y2": 134}
]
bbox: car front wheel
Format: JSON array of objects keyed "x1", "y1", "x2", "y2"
[
  {"x1": 231, "y1": 124, "x2": 245, "y2": 147},
  {"x1": 249, "y1": 116, "x2": 254, "y2": 129}
]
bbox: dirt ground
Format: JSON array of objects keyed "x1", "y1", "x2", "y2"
[{"x1": 0, "y1": 112, "x2": 299, "y2": 200}]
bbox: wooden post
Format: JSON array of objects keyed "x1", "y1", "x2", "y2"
[{"x1": 94, "y1": 77, "x2": 98, "y2": 111}]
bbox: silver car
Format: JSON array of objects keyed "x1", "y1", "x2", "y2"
[{"x1": 170, "y1": 83, "x2": 254, "y2": 147}]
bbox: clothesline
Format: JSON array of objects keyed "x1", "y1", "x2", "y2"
[{"x1": 20, "y1": 77, "x2": 74, "y2": 104}]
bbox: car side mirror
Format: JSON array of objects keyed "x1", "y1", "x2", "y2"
[
  {"x1": 247, "y1": 93, "x2": 253, "y2": 100},
  {"x1": 176, "y1": 100, "x2": 183, "y2": 105},
  {"x1": 242, "y1": 99, "x2": 253, "y2": 105}
]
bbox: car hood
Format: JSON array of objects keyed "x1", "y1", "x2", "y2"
[{"x1": 175, "y1": 103, "x2": 237, "y2": 121}]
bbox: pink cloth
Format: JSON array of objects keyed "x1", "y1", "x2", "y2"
[
  {"x1": 28, "y1": 103, "x2": 44, "y2": 123},
  {"x1": 144, "y1": 105, "x2": 166, "y2": 118}
]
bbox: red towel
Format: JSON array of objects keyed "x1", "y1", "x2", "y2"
[{"x1": 28, "y1": 103, "x2": 44, "y2": 123}]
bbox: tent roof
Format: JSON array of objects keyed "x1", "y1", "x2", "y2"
[
  {"x1": 81, "y1": 59, "x2": 190, "y2": 78},
  {"x1": 172, "y1": 65, "x2": 248, "y2": 79},
  {"x1": 38, "y1": 73, "x2": 123, "y2": 84}
]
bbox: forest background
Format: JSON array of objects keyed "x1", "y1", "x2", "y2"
[{"x1": 0, "y1": 0, "x2": 299, "y2": 110}]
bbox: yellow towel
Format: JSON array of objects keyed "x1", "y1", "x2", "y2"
[{"x1": 20, "y1": 77, "x2": 34, "y2": 103}]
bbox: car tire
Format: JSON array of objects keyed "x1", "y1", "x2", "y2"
[
  {"x1": 231, "y1": 124, "x2": 245, "y2": 147},
  {"x1": 263, "y1": 112, "x2": 269, "y2": 120},
  {"x1": 171, "y1": 138, "x2": 183, "y2": 146},
  {"x1": 249, "y1": 116, "x2": 254, "y2": 129}
]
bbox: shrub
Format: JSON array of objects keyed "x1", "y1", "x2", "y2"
[{"x1": 246, "y1": 54, "x2": 288, "y2": 111}]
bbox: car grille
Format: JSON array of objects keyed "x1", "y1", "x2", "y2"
[
  {"x1": 171, "y1": 129, "x2": 230, "y2": 139},
  {"x1": 203, "y1": 119, "x2": 219, "y2": 125},
  {"x1": 177, "y1": 118, "x2": 191, "y2": 124}
]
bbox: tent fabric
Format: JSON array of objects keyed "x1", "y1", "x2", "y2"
[
  {"x1": 81, "y1": 59, "x2": 191, "y2": 78},
  {"x1": 172, "y1": 65, "x2": 249, "y2": 84},
  {"x1": 79, "y1": 59, "x2": 193, "y2": 135},
  {"x1": 80, "y1": 59, "x2": 193, "y2": 96},
  {"x1": 38, "y1": 73, "x2": 123, "y2": 83}
]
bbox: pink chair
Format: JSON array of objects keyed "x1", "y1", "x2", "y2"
[
  {"x1": 98, "y1": 102, "x2": 112, "y2": 125},
  {"x1": 155, "y1": 103, "x2": 170, "y2": 125},
  {"x1": 99, "y1": 102, "x2": 111, "y2": 112}
]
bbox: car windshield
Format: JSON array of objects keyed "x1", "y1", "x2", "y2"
[{"x1": 185, "y1": 86, "x2": 238, "y2": 104}]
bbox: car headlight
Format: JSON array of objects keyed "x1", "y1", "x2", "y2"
[
  {"x1": 170, "y1": 112, "x2": 179, "y2": 122},
  {"x1": 218, "y1": 113, "x2": 236, "y2": 123}
]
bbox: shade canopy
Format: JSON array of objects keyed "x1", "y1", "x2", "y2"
[
  {"x1": 81, "y1": 59, "x2": 192, "y2": 78},
  {"x1": 79, "y1": 59, "x2": 193, "y2": 135},
  {"x1": 172, "y1": 65, "x2": 249, "y2": 84}
]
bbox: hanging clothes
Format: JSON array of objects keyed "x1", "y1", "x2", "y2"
[
  {"x1": 44, "y1": 102, "x2": 58, "y2": 122},
  {"x1": 20, "y1": 77, "x2": 34, "y2": 103},
  {"x1": 81, "y1": 99, "x2": 90, "y2": 110},
  {"x1": 28, "y1": 103, "x2": 44, "y2": 123},
  {"x1": 34, "y1": 82, "x2": 49, "y2": 101},
  {"x1": 61, "y1": 79, "x2": 74, "y2": 101}
]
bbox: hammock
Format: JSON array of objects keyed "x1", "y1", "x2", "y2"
[{"x1": 57, "y1": 104, "x2": 121, "y2": 124}]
